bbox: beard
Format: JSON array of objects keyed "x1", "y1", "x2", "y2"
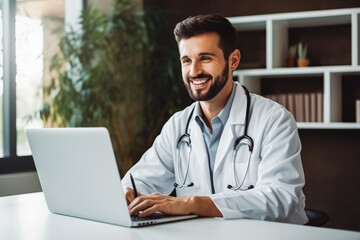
[{"x1": 185, "y1": 62, "x2": 229, "y2": 101}]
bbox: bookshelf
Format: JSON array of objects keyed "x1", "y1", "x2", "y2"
[{"x1": 228, "y1": 8, "x2": 360, "y2": 129}]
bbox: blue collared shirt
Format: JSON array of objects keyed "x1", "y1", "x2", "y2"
[{"x1": 194, "y1": 83, "x2": 237, "y2": 192}]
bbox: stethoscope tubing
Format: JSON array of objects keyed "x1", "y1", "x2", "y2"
[{"x1": 174, "y1": 85, "x2": 254, "y2": 191}]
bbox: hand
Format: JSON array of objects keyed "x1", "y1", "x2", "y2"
[
  {"x1": 128, "y1": 193, "x2": 192, "y2": 217},
  {"x1": 125, "y1": 187, "x2": 142, "y2": 205},
  {"x1": 128, "y1": 193, "x2": 223, "y2": 218}
]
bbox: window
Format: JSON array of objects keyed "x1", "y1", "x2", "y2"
[
  {"x1": 1, "y1": 0, "x2": 65, "y2": 173},
  {"x1": 16, "y1": 11, "x2": 44, "y2": 155}
]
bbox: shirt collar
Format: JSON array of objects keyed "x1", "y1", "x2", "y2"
[{"x1": 194, "y1": 82, "x2": 237, "y2": 129}]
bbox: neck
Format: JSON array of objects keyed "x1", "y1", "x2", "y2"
[{"x1": 199, "y1": 80, "x2": 233, "y2": 129}]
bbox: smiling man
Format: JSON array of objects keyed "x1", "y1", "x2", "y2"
[{"x1": 122, "y1": 14, "x2": 308, "y2": 224}]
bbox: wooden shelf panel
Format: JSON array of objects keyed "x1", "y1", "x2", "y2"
[
  {"x1": 297, "y1": 122, "x2": 360, "y2": 129},
  {"x1": 234, "y1": 66, "x2": 360, "y2": 76},
  {"x1": 230, "y1": 8, "x2": 360, "y2": 129}
]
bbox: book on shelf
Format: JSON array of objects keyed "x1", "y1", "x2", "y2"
[
  {"x1": 304, "y1": 93, "x2": 310, "y2": 122},
  {"x1": 295, "y1": 93, "x2": 304, "y2": 122},
  {"x1": 277, "y1": 94, "x2": 287, "y2": 109},
  {"x1": 317, "y1": 92, "x2": 323, "y2": 122},
  {"x1": 310, "y1": 93, "x2": 317, "y2": 122},
  {"x1": 263, "y1": 91, "x2": 323, "y2": 123},
  {"x1": 356, "y1": 99, "x2": 360, "y2": 123},
  {"x1": 287, "y1": 94, "x2": 296, "y2": 119}
]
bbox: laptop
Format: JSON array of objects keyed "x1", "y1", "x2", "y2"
[{"x1": 26, "y1": 127, "x2": 197, "y2": 227}]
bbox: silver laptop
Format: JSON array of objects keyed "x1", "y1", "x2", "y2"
[{"x1": 26, "y1": 127, "x2": 197, "y2": 227}]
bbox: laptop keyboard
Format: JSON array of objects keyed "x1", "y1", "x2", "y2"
[{"x1": 131, "y1": 212, "x2": 166, "y2": 222}]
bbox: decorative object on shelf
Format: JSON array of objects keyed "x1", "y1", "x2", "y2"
[
  {"x1": 297, "y1": 42, "x2": 309, "y2": 67},
  {"x1": 286, "y1": 44, "x2": 297, "y2": 67}
]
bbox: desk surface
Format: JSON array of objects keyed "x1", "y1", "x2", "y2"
[{"x1": 1, "y1": 192, "x2": 359, "y2": 240}]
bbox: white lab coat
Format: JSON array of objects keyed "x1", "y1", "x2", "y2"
[{"x1": 122, "y1": 82, "x2": 308, "y2": 224}]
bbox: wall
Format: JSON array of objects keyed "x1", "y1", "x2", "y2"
[
  {"x1": 0, "y1": 172, "x2": 41, "y2": 197},
  {"x1": 144, "y1": 0, "x2": 360, "y2": 23},
  {"x1": 300, "y1": 130, "x2": 360, "y2": 231}
]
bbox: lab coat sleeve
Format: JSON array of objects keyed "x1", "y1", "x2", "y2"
[
  {"x1": 121, "y1": 108, "x2": 189, "y2": 196},
  {"x1": 210, "y1": 105, "x2": 308, "y2": 224}
]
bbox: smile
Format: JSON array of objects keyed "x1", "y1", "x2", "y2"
[
  {"x1": 189, "y1": 76, "x2": 212, "y2": 86},
  {"x1": 192, "y1": 79, "x2": 208, "y2": 85}
]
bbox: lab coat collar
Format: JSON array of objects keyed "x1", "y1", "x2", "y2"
[
  {"x1": 214, "y1": 82, "x2": 248, "y2": 177},
  {"x1": 226, "y1": 82, "x2": 247, "y2": 126}
]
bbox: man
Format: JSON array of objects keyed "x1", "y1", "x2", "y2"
[{"x1": 122, "y1": 14, "x2": 308, "y2": 224}]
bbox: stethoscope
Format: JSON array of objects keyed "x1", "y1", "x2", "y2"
[{"x1": 174, "y1": 85, "x2": 254, "y2": 191}]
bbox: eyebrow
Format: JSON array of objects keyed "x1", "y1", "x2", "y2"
[{"x1": 180, "y1": 52, "x2": 217, "y2": 61}]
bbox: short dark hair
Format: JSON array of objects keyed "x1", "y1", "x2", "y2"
[{"x1": 174, "y1": 14, "x2": 236, "y2": 59}]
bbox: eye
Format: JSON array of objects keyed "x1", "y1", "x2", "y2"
[
  {"x1": 181, "y1": 58, "x2": 191, "y2": 65},
  {"x1": 200, "y1": 55, "x2": 212, "y2": 62}
]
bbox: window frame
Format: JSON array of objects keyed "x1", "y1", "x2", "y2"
[
  {"x1": 1, "y1": 0, "x2": 87, "y2": 174},
  {"x1": 1, "y1": 0, "x2": 35, "y2": 174}
]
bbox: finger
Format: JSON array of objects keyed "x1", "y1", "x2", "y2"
[
  {"x1": 129, "y1": 193, "x2": 163, "y2": 206},
  {"x1": 137, "y1": 204, "x2": 160, "y2": 217},
  {"x1": 129, "y1": 197, "x2": 163, "y2": 216},
  {"x1": 128, "y1": 193, "x2": 171, "y2": 214},
  {"x1": 127, "y1": 194, "x2": 151, "y2": 213},
  {"x1": 134, "y1": 197, "x2": 180, "y2": 217},
  {"x1": 126, "y1": 188, "x2": 144, "y2": 205},
  {"x1": 150, "y1": 192, "x2": 161, "y2": 196},
  {"x1": 125, "y1": 188, "x2": 135, "y2": 205}
]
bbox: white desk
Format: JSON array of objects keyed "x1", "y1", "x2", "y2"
[{"x1": 1, "y1": 193, "x2": 359, "y2": 240}]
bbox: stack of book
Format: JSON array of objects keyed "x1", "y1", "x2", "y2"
[
  {"x1": 356, "y1": 99, "x2": 360, "y2": 123},
  {"x1": 264, "y1": 92, "x2": 323, "y2": 122}
]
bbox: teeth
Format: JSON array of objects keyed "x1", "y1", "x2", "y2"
[{"x1": 192, "y1": 79, "x2": 207, "y2": 85}]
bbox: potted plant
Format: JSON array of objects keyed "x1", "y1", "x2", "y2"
[
  {"x1": 40, "y1": 0, "x2": 189, "y2": 176},
  {"x1": 297, "y1": 42, "x2": 309, "y2": 67},
  {"x1": 286, "y1": 44, "x2": 297, "y2": 67}
]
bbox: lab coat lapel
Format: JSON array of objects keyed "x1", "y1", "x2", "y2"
[
  {"x1": 188, "y1": 110, "x2": 213, "y2": 193},
  {"x1": 214, "y1": 84, "x2": 247, "y2": 173}
]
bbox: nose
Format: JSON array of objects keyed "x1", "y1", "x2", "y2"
[{"x1": 189, "y1": 60, "x2": 202, "y2": 77}]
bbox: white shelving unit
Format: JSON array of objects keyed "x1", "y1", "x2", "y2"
[{"x1": 228, "y1": 8, "x2": 360, "y2": 129}]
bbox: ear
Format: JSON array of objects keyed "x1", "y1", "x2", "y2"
[{"x1": 229, "y1": 49, "x2": 241, "y2": 71}]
